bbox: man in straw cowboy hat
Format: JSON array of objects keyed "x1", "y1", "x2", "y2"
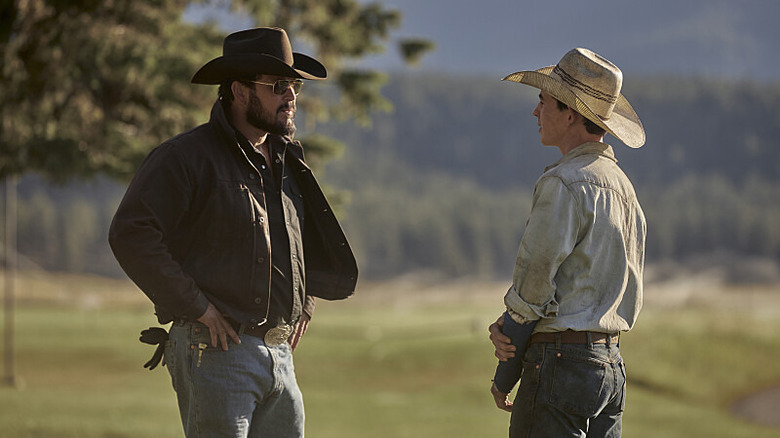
[
  {"x1": 487, "y1": 48, "x2": 646, "y2": 437},
  {"x1": 109, "y1": 27, "x2": 357, "y2": 437}
]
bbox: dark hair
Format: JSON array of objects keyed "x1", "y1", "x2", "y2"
[
  {"x1": 554, "y1": 98, "x2": 607, "y2": 136},
  {"x1": 218, "y1": 78, "x2": 258, "y2": 104},
  {"x1": 218, "y1": 80, "x2": 236, "y2": 104}
]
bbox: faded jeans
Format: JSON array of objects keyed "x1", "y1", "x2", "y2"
[
  {"x1": 510, "y1": 340, "x2": 626, "y2": 438},
  {"x1": 166, "y1": 321, "x2": 305, "y2": 438}
]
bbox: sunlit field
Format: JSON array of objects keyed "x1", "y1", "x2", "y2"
[{"x1": 1, "y1": 271, "x2": 779, "y2": 437}]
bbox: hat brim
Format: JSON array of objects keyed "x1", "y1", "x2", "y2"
[
  {"x1": 192, "y1": 52, "x2": 327, "y2": 85},
  {"x1": 503, "y1": 66, "x2": 645, "y2": 148}
]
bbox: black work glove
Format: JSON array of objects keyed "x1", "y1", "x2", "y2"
[{"x1": 139, "y1": 327, "x2": 169, "y2": 370}]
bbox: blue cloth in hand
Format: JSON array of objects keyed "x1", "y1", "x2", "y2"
[{"x1": 493, "y1": 311, "x2": 537, "y2": 393}]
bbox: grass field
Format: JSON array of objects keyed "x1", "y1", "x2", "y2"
[{"x1": 1, "y1": 272, "x2": 780, "y2": 437}]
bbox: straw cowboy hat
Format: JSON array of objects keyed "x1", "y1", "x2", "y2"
[
  {"x1": 192, "y1": 27, "x2": 327, "y2": 84},
  {"x1": 503, "y1": 48, "x2": 645, "y2": 148}
]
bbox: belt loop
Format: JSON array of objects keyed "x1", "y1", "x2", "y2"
[
  {"x1": 605, "y1": 332, "x2": 611, "y2": 346},
  {"x1": 555, "y1": 332, "x2": 561, "y2": 349},
  {"x1": 586, "y1": 331, "x2": 593, "y2": 349},
  {"x1": 617, "y1": 332, "x2": 621, "y2": 348},
  {"x1": 238, "y1": 324, "x2": 246, "y2": 337}
]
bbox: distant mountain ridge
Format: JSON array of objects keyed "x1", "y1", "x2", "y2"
[{"x1": 319, "y1": 73, "x2": 780, "y2": 191}]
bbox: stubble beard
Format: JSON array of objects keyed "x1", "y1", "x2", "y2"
[{"x1": 246, "y1": 92, "x2": 296, "y2": 137}]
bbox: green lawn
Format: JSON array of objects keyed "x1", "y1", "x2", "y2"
[{"x1": 1, "y1": 277, "x2": 779, "y2": 437}]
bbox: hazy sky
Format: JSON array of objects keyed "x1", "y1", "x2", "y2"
[
  {"x1": 187, "y1": 0, "x2": 780, "y2": 80},
  {"x1": 354, "y1": 0, "x2": 780, "y2": 80}
]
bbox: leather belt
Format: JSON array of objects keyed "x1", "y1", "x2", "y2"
[
  {"x1": 530, "y1": 330, "x2": 619, "y2": 345},
  {"x1": 227, "y1": 320, "x2": 293, "y2": 347}
]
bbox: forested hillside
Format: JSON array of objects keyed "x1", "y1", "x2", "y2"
[
  {"x1": 322, "y1": 74, "x2": 780, "y2": 188},
  {"x1": 3, "y1": 73, "x2": 779, "y2": 280},
  {"x1": 321, "y1": 74, "x2": 780, "y2": 277}
]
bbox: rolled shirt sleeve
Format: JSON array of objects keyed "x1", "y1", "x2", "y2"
[{"x1": 504, "y1": 176, "x2": 581, "y2": 322}]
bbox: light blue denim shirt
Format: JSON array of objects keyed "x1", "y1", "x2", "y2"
[{"x1": 504, "y1": 142, "x2": 646, "y2": 334}]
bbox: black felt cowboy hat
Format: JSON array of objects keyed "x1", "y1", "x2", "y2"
[{"x1": 191, "y1": 27, "x2": 327, "y2": 84}]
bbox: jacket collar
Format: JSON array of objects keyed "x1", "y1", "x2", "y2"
[
  {"x1": 209, "y1": 98, "x2": 310, "y2": 169},
  {"x1": 544, "y1": 141, "x2": 616, "y2": 173},
  {"x1": 209, "y1": 99, "x2": 241, "y2": 145}
]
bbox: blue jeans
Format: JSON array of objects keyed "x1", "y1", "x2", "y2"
[
  {"x1": 166, "y1": 322, "x2": 305, "y2": 438},
  {"x1": 510, "y1": 340, "x2": 626, "y2": 438}
]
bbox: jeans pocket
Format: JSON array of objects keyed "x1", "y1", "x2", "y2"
[
  {"x1": 549, "y1": 351, "x2": 608, "y2": 417},
  {"x1": 618, "y1": 360, "x2": 627, "y2": 411},
  {"x1": 517, "y1": 356, "x2": 543, "y2": 396},
  {"x1": 165, "y1": 338, "x2": 178, "y2": 387}
]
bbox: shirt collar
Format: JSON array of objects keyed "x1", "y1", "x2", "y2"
[
  {"x1": 544, "y1": 142, "x2": 617, "y2": 173},
  {"x1": 234, "y1": 130, "x2": 285, "y2": 159}
]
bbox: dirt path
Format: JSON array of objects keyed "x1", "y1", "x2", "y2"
[{"x1": 730, "y1": 385, "x2": 780, "y2": 428}]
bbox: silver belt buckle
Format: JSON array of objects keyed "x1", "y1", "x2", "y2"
[{"x1": 264, "y1": 324, "x2": 293, "y2": 347}]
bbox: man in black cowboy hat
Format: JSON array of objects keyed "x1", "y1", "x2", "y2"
[
  {"x1": 109, "y1": 27, "x2": 357, "y2": 437},
  {"x1": 487, "y1": 48, "x2": 646, "y2": 438}
]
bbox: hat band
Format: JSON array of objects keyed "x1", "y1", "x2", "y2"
[{"x1": 553, "y1": 65, "x2": 617, "y2": 105}]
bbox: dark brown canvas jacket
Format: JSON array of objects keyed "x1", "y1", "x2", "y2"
[{"x1": 109, "y1": 100, "x2": 357, "y2": 325}]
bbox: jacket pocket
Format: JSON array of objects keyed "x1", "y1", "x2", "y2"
[{"x1": 195, "y1": 180, "x2": 255, "y2": 240}]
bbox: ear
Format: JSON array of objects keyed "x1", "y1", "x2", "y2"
[
  {"x1": 231, "y1": 81, "x2": 250, "y2": 106},
  {"x1": 566, "y1": 109, "x2": 582, "y2": 127}
]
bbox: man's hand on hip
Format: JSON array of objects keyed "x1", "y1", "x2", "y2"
[
  {"x1": 197, "y1": 303, "x2": 241, "y2": 350},
  {"x1": 288, "y1": 312, "x2": 311, "y2": 351}
]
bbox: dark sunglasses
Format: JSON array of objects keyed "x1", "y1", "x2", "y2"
[{"x1": 246, "y1": 79, "x2": 304, "y2": 95}]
